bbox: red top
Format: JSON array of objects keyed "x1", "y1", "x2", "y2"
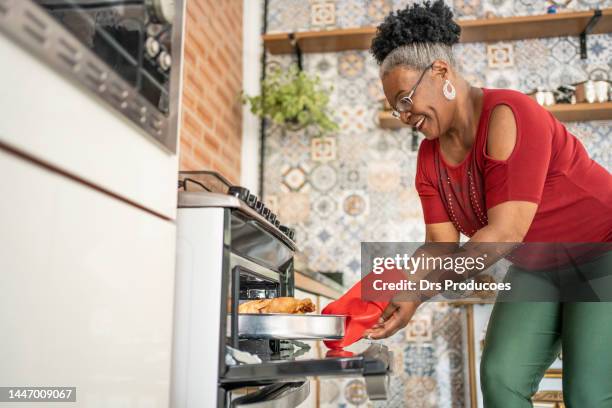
[{"x1": 416, "y1": 88, "x2": 612, "y2": 243}]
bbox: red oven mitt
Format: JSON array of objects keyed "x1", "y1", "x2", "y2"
[{"x1": 322, "y1": 273, "x2": 389, "y2": 349}]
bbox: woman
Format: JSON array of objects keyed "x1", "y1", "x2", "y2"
[{"x1": 362, "y1": 1, "x2": 612, "y2": 407}]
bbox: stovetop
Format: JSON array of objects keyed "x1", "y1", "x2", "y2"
[{"x1": 178, "y1": 171, "x2": 297, "y2": 249}]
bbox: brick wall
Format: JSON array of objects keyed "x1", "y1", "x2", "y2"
[{"x1": 180, "y1": 0, "x2": 243, "y2": 184}]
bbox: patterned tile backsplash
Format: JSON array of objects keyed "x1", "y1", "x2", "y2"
[
  {"x1": 266, "y1": 0, "x2": 612, "y2": 32},
  {"x1": 263, "y1": 1, "x2": 611, "y2": 407}
]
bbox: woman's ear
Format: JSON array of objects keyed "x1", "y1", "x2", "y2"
[{"x1": 431, "y1": 60, "x2": 449, "y2": 80}]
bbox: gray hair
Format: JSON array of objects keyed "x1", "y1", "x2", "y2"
[{"x1": 379, "y1": 42, "x2": 457, "y2": 78}]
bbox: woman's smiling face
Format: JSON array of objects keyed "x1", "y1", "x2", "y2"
[{"x1": 381, "y1": 61, "x2": 455, "y2": 140}]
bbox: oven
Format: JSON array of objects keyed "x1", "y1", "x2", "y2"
[
  {"x1": 173, "y1": 172, "x2": 391, "y2": 408},
  {"x1": 0, "y1": 0, "x2": 183, "y2": 152}
]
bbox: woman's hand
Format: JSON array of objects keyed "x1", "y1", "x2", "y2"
[{"x1": 363, "y1": 300, "x2": 420, "y2": 340}]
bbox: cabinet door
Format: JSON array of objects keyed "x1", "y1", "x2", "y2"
[{"x1": 0, "y1": 149, "x2": 176, "y2": 408}]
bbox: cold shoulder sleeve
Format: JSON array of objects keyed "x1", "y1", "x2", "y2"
[{"x1": 482, "y1": 102, "x2": 553, "y2": 210}]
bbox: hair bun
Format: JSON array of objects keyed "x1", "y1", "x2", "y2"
[{"x1": 370, "y1": 0, "x2": 461, "y2": 65}]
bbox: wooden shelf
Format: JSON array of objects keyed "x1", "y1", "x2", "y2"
[
  {"x1": 263, "y1": 27, "x2": 376, "y2": 54},
  {"x1": 263, "y1": 8, "x2": 612, "y2": 54},
  {"x1": 547, "y1": 101, "x2": 612, "y2": 122},
  {"x1": 379, "y1": 102, "x2": 612, "y2": 128},
  {"x1": 295, "y1": 271, "x2": 343, "y2": 299},
  {"x1": 459, "y1": 8, "x2": 611, "y2": 43}
]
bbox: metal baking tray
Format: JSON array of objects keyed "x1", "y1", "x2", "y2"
[{"x1": 232, "y1": 313, "x2": 346, "y2": 340}]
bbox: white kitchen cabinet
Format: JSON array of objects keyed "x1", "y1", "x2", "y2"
[
  {"x1": 0, "y1": 35, "x2": 179, "y2": 220},
  {"x1": 0, "y1": 149, "x2": 176, "y2": 408}
]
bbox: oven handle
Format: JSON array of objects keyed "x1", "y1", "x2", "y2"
[
  {"x1": 364, "y1": 374, "x2": 390, "y2": 401},
  {"x1": 231, "y1": 380, "x2": 309, "y2": 408},
  {"x1": 230, "y1": 265, "x2": 242, "y2": 349}
]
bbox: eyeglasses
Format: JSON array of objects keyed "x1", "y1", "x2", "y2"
[{"x1": 391, "y1": 63, "x2": 434, "y2": 119}]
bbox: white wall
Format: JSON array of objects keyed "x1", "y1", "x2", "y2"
[{"x1": 240, "y1": 0, "x2": 264, "y2": 193}]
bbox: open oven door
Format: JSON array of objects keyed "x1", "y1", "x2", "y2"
[
  {"x1": 231, "y1": 381, "x2": 310, "y2": 408},
  {"x1": 221, "y1": 341, "x2": 392, "y2": 401}
]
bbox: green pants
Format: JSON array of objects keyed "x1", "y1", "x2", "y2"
[{"x1": 480, "y1": 252, "x2": 612, "y2": 407}]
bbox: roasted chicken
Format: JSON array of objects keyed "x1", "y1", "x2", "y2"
[{"x1": 238, "y1": 297, "x2": 316, "y2": 314}]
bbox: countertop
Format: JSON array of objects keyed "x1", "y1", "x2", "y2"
[{"x1": 294, "y1": 268, "x2": 345, "y2": 299}]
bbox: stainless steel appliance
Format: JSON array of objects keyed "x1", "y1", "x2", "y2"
[
  {"x1": 0, "y1": 0, "x2": 183, "y2": 152},
  {"x1": 173, "y1": 171, "x2": 391, "y2": 408}
]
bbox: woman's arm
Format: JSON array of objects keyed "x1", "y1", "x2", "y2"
[
  {"x1": 364, "y1": 223, "x2": 458, "y2": 340},
  {"x1": 471, "y1": 201, "x2": 537, "y2": 243},
  {"x1": 365, "y1": 221, "x2": 531, "y2": 340},
  {"x1": 425, "y1": 221, "x2": 460, "y2": 243},
  {"x1": 475, "y1": 104, "x2": 537, "y2": 243}
]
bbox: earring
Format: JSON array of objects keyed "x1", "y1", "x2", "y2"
[{"x1": 443, "y1": 79, "x2": 456, "y2": 100}]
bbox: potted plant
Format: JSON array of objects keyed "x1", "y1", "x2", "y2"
[{"x1": 242, "y1": 64, "x2": 339, "y2": 135}]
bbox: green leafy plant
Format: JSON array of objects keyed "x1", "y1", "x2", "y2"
[{"x1": 242, "y1": 64, "x2": 339, "y2": 135}]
